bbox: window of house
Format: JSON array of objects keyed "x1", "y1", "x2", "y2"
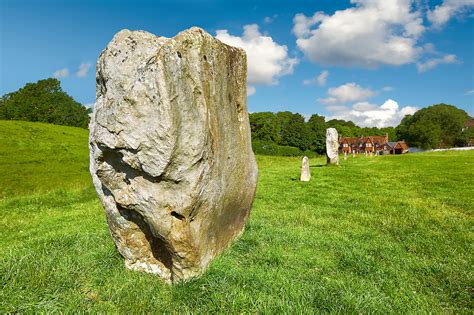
[{"x1": 366, "y1": 143, "x2": 372, "y2": 147}]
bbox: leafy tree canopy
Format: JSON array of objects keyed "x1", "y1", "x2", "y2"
[
  {"x1": 396, "y1": 104, "x2": 469, "y2": 149},
  {"x1": 0, "y1": 78, "x2": 90, "y2": 128}
]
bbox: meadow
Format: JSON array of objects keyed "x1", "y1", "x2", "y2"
[{"x1": 0, "y1": 120, "x2": 473, "y2": 313}]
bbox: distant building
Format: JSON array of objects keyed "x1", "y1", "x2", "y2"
[{"x1": 339, "y1": 134, "x2": 408, "y2": 155}]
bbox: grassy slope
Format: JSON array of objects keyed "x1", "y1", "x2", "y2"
[
  {"x1": 0, "y1": 120, "x2": 90, "y2": 197},
  {"x1": 0, "y1": 120, "x2": 473, "y2": 313}
]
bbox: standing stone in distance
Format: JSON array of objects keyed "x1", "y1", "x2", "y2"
[
  {"x1": 326, "y1": 128, "x2": 339, "y2": 165},
  {"x1": 89, "y1": 27, "x2": 258, "y2": 283},
  {"x1": 300, "y1": 156, "x2": 311, "y2": 182}
]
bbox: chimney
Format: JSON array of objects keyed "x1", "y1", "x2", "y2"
[{"x1": 385, "y1": 133, "x2": 389, "y2": 143}]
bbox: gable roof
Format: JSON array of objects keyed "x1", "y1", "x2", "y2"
[
  {"x1": 394, "y1": 141, "x2": 408, "y2": 150},
  {"x1": 366, "y1": 136, "x2": 387, "y2": 144}
]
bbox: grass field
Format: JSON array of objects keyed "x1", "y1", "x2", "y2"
[{"x1": 1, "y1": 120, "x2": 473, "y2": 313}]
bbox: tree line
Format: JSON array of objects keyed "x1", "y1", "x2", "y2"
[
  {"x1": 0, "y1": 78, "x2": 91, "y2": 129},
  {"x1": 250, "y1": 104, "x2": 472, "y2": 155},
  {"x1": 1, "y1": 79, "x2": 472, "y2": 153},
  {"x1": 249, "y1": 112, "x2": 397, "y2": 155}
]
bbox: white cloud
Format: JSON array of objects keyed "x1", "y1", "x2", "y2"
[
  {"x1": 325, "y1": 105, "x2": 349, "y2": 112},
  {"x1": 216, "y1": 24, "x2": 299, "y2": 87},
  {"x1": 247, "y1": 85, "x2": 256, "y2": 96},
  {"x1": 416, "y1": 54, "x2": 458, "y2": 72},
  {"x1": 303, "y1": 70, "x2": 329, "y2": 86},
  {"x1": 319, "y1": 82, "x2": 375, "y2": 104},
  {"x1": 264, "y1": 14, "x2": 278, "y2": 24},
  {"x1": 382, "y1": 86, "x2": 395, "y2": 92},
  {"x1": 292, "y1": 11, "x2": 325, "y2": 38},
  {"x1": 292, "y1": 0, "x2": 425, "y2": 68},
  {"x1": 83, "y1": 103, "x2": 94, "y2": 108},
  {"x1": 464, "y1": 89, "x2": 474, "y2": 95},
  {"x1": 76, "y1": 62, "x2": 92, "y2": 78},
  {"x1": 326, "y1": 99, "x2": 418, "y2": 127},
  {"x1": 317, "y1": 70, "x2": 329, "y2": 86},
  {"x1": 427, "y1": 0, "x2": 474, "y2": 28},
  {"x1": 53, "y1": 68, "x2": 69, "y2": 78}
]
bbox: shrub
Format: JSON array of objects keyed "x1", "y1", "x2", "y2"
[{"x1": 252, "y1": 140, "x2": 312, "y2": 157}]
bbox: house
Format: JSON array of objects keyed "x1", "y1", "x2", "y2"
[
  {"x1": 340, "y1": 137, "x2": 360, "y2": 153},
  {"x1": 364, "y1": 135, "x2": 389, "y2": 153},
  {"x1": 468, "y1": 139, "x2": 474, "y2": 147},
  {"x1": 393, "y1": 141, "x2": 409, "y2": 154},
  {"x1": 338, "y1": 134, "x2": 408, "y2": 155}
]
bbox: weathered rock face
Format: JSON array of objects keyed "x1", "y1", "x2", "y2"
[
  {"x1": 326, "y1": 128, "x2": 339, "y2": 165},
  {"x1": 89, "y1": 27, "x2": 258, "y2": 283},
  {"x1": 300, "y1": 156, "x2": 311, "y2": 182}
]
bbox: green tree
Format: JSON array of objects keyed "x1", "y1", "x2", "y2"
[
  {"x1": 396, "y1": 104, "x2": 469, "y2": 149},
  {"x1": 0, "y1": 78, "x2": 90, "y2": 128},
  {"x1": 306, "y1": 114, "x2": 326, "y2": 153},
  {"x1": 249, "y1": 112, "x2": 281, "y2": 143},
  {"x1": 326, "y1": 119, "x2": 359, "y2": 137},
  {"x1": 276, "y1": 112, "x2": 311, "y2": 151},
  {"x1": 381, "y1": 127, "x2": 397, "y2": 141}
]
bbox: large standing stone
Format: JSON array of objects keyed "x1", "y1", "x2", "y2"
[
  {"x1": 89, "y1": 27, "x2": 258, "y2": 283},
  {"x1": 300, "y1": 156, "x2": 311, "y2": 182},
  {"x1": 326, "y1": 128, "x2": 339, "y2": 165}
]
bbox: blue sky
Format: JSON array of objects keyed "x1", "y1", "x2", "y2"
[{"x1": 1, "y1": 0, "x2": 473, "y2": 127}]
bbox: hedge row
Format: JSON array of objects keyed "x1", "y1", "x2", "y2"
[{"x1": 251, "y1": 140, "x2": 318, "y2": 157}]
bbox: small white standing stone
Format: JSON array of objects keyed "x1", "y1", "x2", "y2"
[
  {"x1": 300, "y1": 156, "x2": 311, "y2": 182},
  {"x1": 326, "y1": 128, "x2": 339, "y2": 165}
]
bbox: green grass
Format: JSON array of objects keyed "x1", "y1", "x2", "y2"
[
  {"x1": 0, "y1": 120, "x2": 90, "y2": 197},
  {"x1": 1, "y1": 120, "x2": 473, "y2": 313}
]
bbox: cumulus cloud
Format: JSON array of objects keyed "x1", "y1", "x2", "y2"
[
  {"x1": 428, "y1": 0, "x2": 474, "y2": 28},
  {"x1": 326, "y1": 99, "x2": 418, "y2": 127},
  {"x1": 216, "y1": 24, "x2": 299, "y2": 87},
  {"x1": 416, "y1": 54, "x2": 458, "y2": 72},
  {"x1": 317, "y1": 70, "x2": 329, "y2": 86},
  {"x1": 319, "y1": 82, "x2": 375, "y2": 104},
  {"x1": 53, "y1": 68, "x2": 69, "y2": 78},
  {"x1": 303, "y1": 70, "x2": 329, "y2": 86},
  {"x1": 76, "y1": 62, "x2": 92, "y2": 78},
  {"x1": 292, "y1": 0, "x2": 425, "y2": 68}
]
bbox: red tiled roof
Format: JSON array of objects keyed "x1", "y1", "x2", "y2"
[
  {"x1": 394, "y1": 141, "x2": 408, "y2": 150},
  {"x1": 367, "y1": 136, "x2": 387, "y2": 144},
  {"x1": 339, "y1": 135, "x2": 388, "y2": 145}
]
